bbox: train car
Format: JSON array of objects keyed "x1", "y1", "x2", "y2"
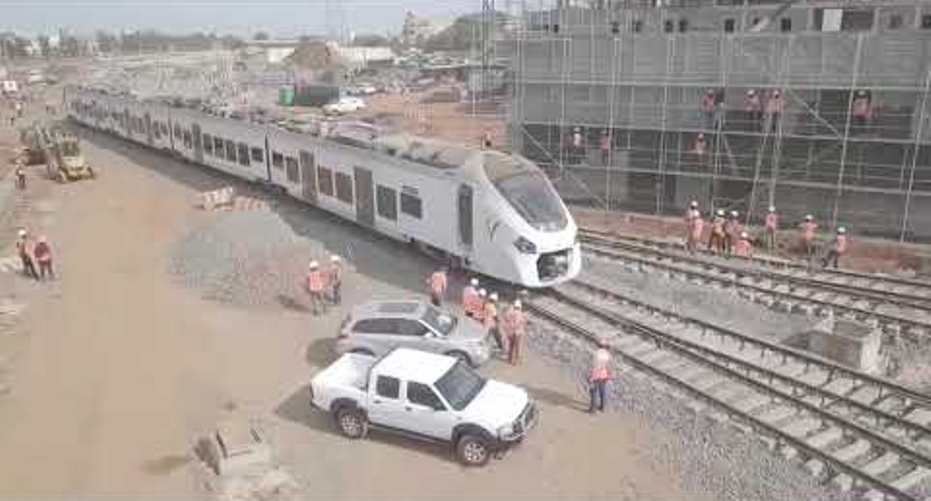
[{"x1": 64, "y1": 86, "x2": 581, "y2": 287}]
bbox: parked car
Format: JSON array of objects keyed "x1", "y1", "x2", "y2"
[
  {"x1": 336, "y1": 300, "x2": 491, "y2": 367},
  {"x1": 323, "y1": 96, "x2": 365, "y2": 115},
  {"x1": 310, "y1": 348, "x2": 538, "y2": 466}
]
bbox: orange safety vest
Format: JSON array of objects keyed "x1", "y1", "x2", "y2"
[
  {"x1": 430, "y1": 272, "x2": 447, "y2": 294},
  {"x1": 765, "y1": 213, "x2": 778, "y2": 230},
  {"x1": 462, "y1": 287, "x2": 479, "y2": 315},
  {"x1": 766, "y1": 95, "x2": 784, "y2": 114},
  {"x1": 744, "y1": 95, "x2": 761, "y2": 112},
  {"x1": 712, "y1": 217, "x2": 725, "y2": 236},
  {"x1": 852, "y1": 97, "x2": 872, "y2": 119},
  {"x1": 307, "y1": 270, "x2": 327, "y2": 292},
  {"x1": 801, "y1": 222, "x2": 818, "y2": 242},
  {"x1": 474, "y1": 300, "x2": 486, "y2": 322},
  {"x1": 590, "y1": 349, "x2": 611, "y2": 381},
  {"x1": 734, "y1": 239, "x2": 752, "y2": 258},
  {"x1": 691, "y1": 216, "x2": 704, "y2": 239},
  {"x1": 503, "y1": 308, "x2": 526, "y2": 337},
  {"x1": 700, "y1": 93, "x2": 716, "y2": 113},
  {"x1": 483, "y1": 302, "x2": 497, "y2": 329},
  {"x1": 835, "y1": 235, "x2": 848, "y2": 254}
]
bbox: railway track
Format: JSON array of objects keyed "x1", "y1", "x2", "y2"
[
  {"x1": 527, "y1": 280, "x2": 931, "y2": 500},
  {"x1": 578, "y1": 229, "x2": 931, "y2": 339}
]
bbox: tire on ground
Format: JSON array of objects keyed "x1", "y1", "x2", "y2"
[
  {"x1": 456, "y1": 434, "x2": 491, "y2": 467},
  {"x1": 335, "y1": 407, "x2": 368, "y2": 439}
]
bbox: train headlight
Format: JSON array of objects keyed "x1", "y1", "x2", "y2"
[{"x1": 513, "y1": 236, "x2": 537, "y2": 254}]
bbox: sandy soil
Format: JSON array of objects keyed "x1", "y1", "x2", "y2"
[{"x1": 0, "y1": 116, "x2": 695, "y2": 499}]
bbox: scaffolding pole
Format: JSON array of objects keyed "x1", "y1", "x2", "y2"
[
  {"x1": 830, "y1": 34, "x2": 865, "y2": 231},
  {"x1": 899, "y1": 68, "x2": 931, "y2": 242},
  {"x1": 656, "y1": 36, "x2": 673, "y2": 215},
  {"x1": 605, "y1": 36, "x2": 619, "y2": 212}
]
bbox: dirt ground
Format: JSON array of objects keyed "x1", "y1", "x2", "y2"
[
  {"x1": 574, "y1": 208, "x2": 931, "y2": 275},
  {"x1": 0, "y1": 106, "x2": 695, "y2": 499}
]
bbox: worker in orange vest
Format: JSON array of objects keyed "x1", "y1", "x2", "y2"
[
  {"x1": 822, "y1": 227, "x2": 848, "y2": 269},
  {"x1": 484, "y1": 292, "x2": 503, "y2": 353},
  {"x1": 685, "y1": 201, "x2": 702, "y2": 254},
  {"x1": 328, "y1": 254, "x2": 343, "y2": 305},
  {"x1": 708, "y1": 209, "x2": 726, "y2": 255},
  {"x1": 744, "y1": 89, "x2": 762, "y2": 131},
  {"x1": 588, "y1": 337, "x2": 613, "y2": 413},
  {"x1": 766, "y1": 89, "x2": 785, "y2": 132},
  {"x1": 461, "y1": 278, "x2": 480, "y2": 319},
  {"x1": 16, "y1": 229, "x2": 38, "y2": 280},
  {"x1": 306, "y1": 260, "x2": 328, "y2": 315},
  {"x1": 734, "y1": 231, "x2": 753, "y2": 261},
  {"x1": 764, "y1": 206, "x2": 779, "y2": 252},
  {"x1": 503, "y1": 300, "x2": 527, "y2": 365},
  {"x1": 599, "y1": 129, "x2": 612, "y2": 165},
  {"x1": 852, "y1": 90, "x2": 872, "y2": 129},
  {"x1": 693, "y1": 133, "x2": 707, "y2": 159},
  {"x1": 33, "y1": 235, "x2": 54, "y2": 280},
  {"x1": 700, "y1": 88, "x2": 717, "y2": 129},
  {"x1": 474, "y1": 289, "x2": 487, "y2": 323},
  {"x1": 426, "y1": 267, "x2": 448, "y2": 307},
  {"x1": 725, "y1": 210, "x2": 742, "y2": 258},
  {"x1": 799, "y1": 214, "x2": 819, "y2": 261}
]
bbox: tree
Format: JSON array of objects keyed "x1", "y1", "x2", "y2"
[
  {"x1": 353, "y1": 33, "x2": 389, "y2": 47},
  {"x1": 254, "y1": 31, "x2": 270, "y2": 41}
]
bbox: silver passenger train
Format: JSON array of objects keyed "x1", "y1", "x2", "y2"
[{"x1": 65, "y1": 86, "x2": 582, "y2": 287}]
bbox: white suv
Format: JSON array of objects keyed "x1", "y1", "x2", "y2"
[{"x1": 323, "y1": 96, "x2": 365, "y2": 115}]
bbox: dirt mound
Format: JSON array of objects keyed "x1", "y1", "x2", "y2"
[{"x1": 285, "y1": 42, "x2": 345, "y2": 70}]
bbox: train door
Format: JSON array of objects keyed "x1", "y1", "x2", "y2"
[
  {"x1": 354, "y1": 167, "x2": 375, "y2": 227},
  {"x1": 122, "y1": 109, "x2": 130, "y2": 135},
  {"x1": 144, "y1": 113, "x2": 153, "y2": 145},
  {"x1": 299, "y1": 149, "x2": 317, "y2": 204},
  {"x1": 191, "y1": 123, "x2": 204, "y2": 163},
  {"x1": 458, "y1": 184, "x2": 474, "y2": 249}
]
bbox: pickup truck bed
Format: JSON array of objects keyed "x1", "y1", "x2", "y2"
[{"x1": 311, "y1": 353, "x2": 374, "y2": 410}]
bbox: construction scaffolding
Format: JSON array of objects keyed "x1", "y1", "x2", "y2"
[{"x1": 501, "y1": 2, "x2": 931, "y2": 241}]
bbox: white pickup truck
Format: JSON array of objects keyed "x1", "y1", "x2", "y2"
[{"x1": 309, "y1": 348, "x2": 538, "y2": 466}]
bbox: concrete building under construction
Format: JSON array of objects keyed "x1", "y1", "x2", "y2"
[{"x1": 502, "y1": 0, "x2": 931, "y2": 240}]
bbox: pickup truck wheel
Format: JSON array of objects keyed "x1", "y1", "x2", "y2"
[
  {"x1": 446, "y1": 351, "x2": 473, "y2": 367},
  {"x1": 456, "y1": 434, "x2": 491, "y2": 467},
  {"x1": 336, "y1": 408, "x2": 368, "y2": 439}
]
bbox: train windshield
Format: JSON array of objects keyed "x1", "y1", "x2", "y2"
[{"x1": 484, "y1": 154, "x2": 567, "y2": 232}]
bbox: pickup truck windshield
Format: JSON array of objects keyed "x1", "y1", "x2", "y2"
[
  {"x1": 422, "y1": 306, "x2": 457, "y2": 336},
  {"x1": 435, "y1": 362, "x2": 486, "y2": 411}
]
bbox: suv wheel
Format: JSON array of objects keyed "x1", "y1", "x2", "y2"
[
  {"x1": 336, "y1": 408, "x2": 368, "y2": 439},
  {"x1": 446, "y1": 350, "x2": 473, "y2": 367},
  {"x1": 456, "y1": 434, "x2": 491, "y2": 467}
]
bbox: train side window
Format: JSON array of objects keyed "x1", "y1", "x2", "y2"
[
  {"x1": 664, "y1": 20, "x2": 674, "y2": 33},
  {"x1": 335, "y1": 172, "x2": 354, "y2": 204},
  {"x1": 173, "y1": 124, "x2": 182, "y2": 138},
  {"x1": 318, "y1": 167, "x2": 334, "y2": 196},
  {"x1": 237, "y1": 143, "x2": 250, "y2": 166},
  {"x1": 400, "y1": 193, "x2": 422, "y2": 219},
  {"x1": 272, "y1": 152, "x2": 284, "y2": 169},
  {"x1": 225, "y1": 140, "x2": 237, "y2": 162},
  {"x1": 780, "y1": 17, "x2": 792, "y2": 32},
  {"x1": 285, "y1": 157, "x2": 300, "y2": 183},
  {"x1": 153, "y1": 124, "x2": 161, "y2": 139},
  {"x1": 724, "y1": 18, "x2": 735, "y2": 33},
  {"x1": 922, "y1": 14, "x2": 931, "y2": 29},
  {"x1": 214, "y1": 137, "x2": 224, "y2": 156},
  {"x1": 250, "y1": 147, "x2": 264, "y2": 163},
  {"x1": 183, "y1": 130, "x2": 192, "y2": 149},
  {"x1": 203, "y1": 134, "x2": 213, "y2": 155},
  {"x1": 888, "y1": 14, "x2": 903, "y2": 29},
  {"x1": 678, "y1": 19, "x2": 688, "y2": 33},
  {"x1": 376, "y1": 185, "x2": 398, "y2": 221}
]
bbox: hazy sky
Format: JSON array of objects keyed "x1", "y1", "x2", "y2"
[{"x1": 0, "y1": 0, "x2": 478, "y2": 37}]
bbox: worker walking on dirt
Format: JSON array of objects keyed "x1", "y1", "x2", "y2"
[
  {"x1": 328, "y1": 255, "x2": 343, "y2": 305},
  {"x1": 33, "y1": 235, "x2": 54, "y2": 280},
  {"x1": 462, "y1": 278, "x2": 480, "y2": 319},
  {"x1": 427, "y1": 267, "x2": 448, "y2": 307},
  {"x1": 800, "y1": 214, "x2": 818, "y2": 261},
  {"x1": 588, "y1": 337, "x2": 613, "y2": 414},
  {"x1": 822, "y1": 227, "x2": 847, "y2": 269},
  {"x1": 484, "y1": 292, "x2": 504, "y2": 353},
  {"x1": 16, "y1": 229, "x2": 38, "y2": 280},
  {"x1": 708, "y1": 209, "x2": 726, "y2": 255},
  {"x1": 14, "y1": 166, "x2": 26, "y2": 190},
  {"x1": 306, "y1": 261, "x2": 328, "y2": 315},
  {"x1": 503, "y1": 300, "x2": 527, "y2": 365},
  {"x1": 764, "y1": 206, "x2": 779, "y2": 252}
]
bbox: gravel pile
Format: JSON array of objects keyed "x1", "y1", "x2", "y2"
[
  {"x1": 581, "y1": 256, "x2": 814, "y2": 342},
  {"x1": 525, "y1": 322, "x2": 855, "y2": 501}
]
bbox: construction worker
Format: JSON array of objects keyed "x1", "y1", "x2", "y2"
[
  {"x1": 503, "y1": 300, "x2": 527, "y2": 365},
  {"x1": 693, "y1": 133, "x2": 707, "y2": 164},
  {"x1": 800, "y1": 214, "x2": 819, "y2": 262},
  {"x1": 15, "y1": 101, "x2": 23, "y2": 118},
  {"x1": 734, "y1": 231, "x2": 753, "y2": 261},
  {"x1": 766, "y1": 89, "x2": 785, "y2": 132},
  {"x1": 571, "y1": 126, "x2": 584, "y2": 164},
  {"x1": 481, "y1": 130, "x2": 493, "y2": 149},
  {"x1": 700, "y1": 88, "x2": 717, "y2": 129},
  {"x1": 427, "y1": 267, "x2": 448, "y2": 307},
  {"x1": 744, "y1": 89, "x2": 762, "y2": 131},
  {"x1": 484, "y1": 292, "x2": 504, "y2": 353},
  {"x1": 462, "y1": 278, "x2": 480, "y2": 319},
  {"x1": 822, "y1": 227, "x2": 848, "y2": 269},
  {"x1": 15, "y1": 166, "x2": 26, "y2": 190},
  {"x1": 328, "y1": 255, "x2": 343, "y2": 305},
  {"x1": 16, "y1": 229, "x2": 38, "y2": 280},
  {"x1": 588, "y1": 337, "x2": 613, "y2": 414},
  {"x1": 34, "y1": 235, "x2": 54, "y2": 280},
  {"x1": 599, "y1": 129, "x2": 611, "y2": 165},
  {"x1": 764, "y1": 206, "x2": 779, "y2": 252},
  {"x1": 306, "y1": 261, "x2": 327, "y2": 315},
  {"x1": 684, "y1": 201, "x2": 699, "y2": 253},
  {"x1": 708, "y1": 209, "x2": 726, "y2": 255},
  {"x1": 474, "y1": 289, "x2": 488, "y2": 323},
  {"x1": 689, "y1": 207, "x2": 704, "y2": 255},
  {"x1": 852, "y1": 90, "x2": 872, "y2": 130},
  {"x1": 725, "y1": 210, "x2": 742, "y2": 258}
]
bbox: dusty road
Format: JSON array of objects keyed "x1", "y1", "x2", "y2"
[{"x1": 0, "y1": 124, "x2": 696, "y2": 499}]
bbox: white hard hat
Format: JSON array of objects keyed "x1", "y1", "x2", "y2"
[
  {"x1": 479, "y1": 288, "x2": 487, "y2": 297},
  {"x1": 330, "y1": 255, "x2": 340, "y2": 262},
  {"x1": 740, "y1": 231, "x2": 748, "y2": 239},
  {"x1": 513, "y1": 300, "x2": 522, "y2": 309},
  {"x1": 697, "y1": 133, "x2": 705, "y2": 139},
  {"x1": 747, "y1": 89, "x2": 756, "y2": 96},
  {"x1": 716, "y1": 209, "x2": 725, "y2": 216},
  {"x1": 730, "y1": 210, "x2": 738, "y2": 217},
  {"x1": 18, "y1": 229, "x2": 27, "y2": 237},
  {"x1": 690, "y1": 200, "x2": 698, "y2": 207},
  {"x1": 805, "y1": 214, "x2": 813, "y2": 221},
  {"x1": 309, "y1": 260, "x2": 319, "y2": 269},
  {"x1": 768, "y1": 206, "x2": 776, "y2": 212},
  {"x1": 489, "y1": 292, "x2": 498, "y2": 301},
  {"x1": 857, "y1": 90, "x2": 866, "y2": 96},
  {"x1": 838, "y1": 227, "x2": 846, "y2": 234},
  {"x1": 470, "y1": 278, "x2": 478, "y2": 287},
  {"x1": 773, "y1": 89, "x2": 781, "y2": 96}
]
